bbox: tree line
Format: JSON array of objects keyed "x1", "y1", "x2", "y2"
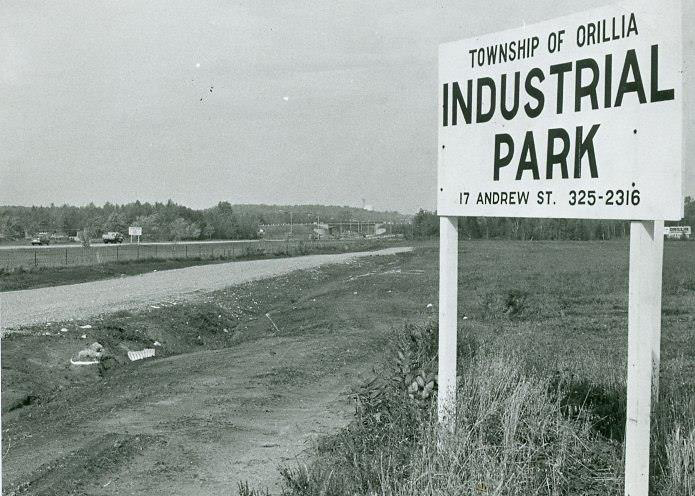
[
  {"x1": 410, "y1": 197, "x2": 695, "y2": 240},
  {"x1": 0, "y1": 201, "x2": 410, "y2": 242}
]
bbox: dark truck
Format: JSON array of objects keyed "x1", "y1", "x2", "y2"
[{"x1": 102, "y1": 232, "x2": 124, "y2": 244}]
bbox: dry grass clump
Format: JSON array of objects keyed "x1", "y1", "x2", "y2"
[
  {"x1": 273, "y1": 328, "x2": 623, "y2": 495},
  {"x1": 661, "y1": 423, "x2": 695, "y2": 496},
  {"x1": 653, "y1": 361, "x2": 695, "y2": 496},
  {"x1": 389, "y1": 353, "x2": 622, "y2": 496}
]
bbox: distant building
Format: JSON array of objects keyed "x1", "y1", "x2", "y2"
[{"x1": 664, "y1": 226, "x2": 691, "y2": 239}]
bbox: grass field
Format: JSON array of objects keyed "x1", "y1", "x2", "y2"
[
  {"x1": 246, "y1": 240, "x2": 695, "y2": 495},
  {"x1": 2, "y1": 240, "x2": 693, "y2": 494}
]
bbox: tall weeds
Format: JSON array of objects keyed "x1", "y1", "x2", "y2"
[
  {"x1": 260, "y1": 323, "x2": 692, "y2": 496},
  {"x1": 389, "y1": 353, "x2": 622, "y2": 495}
]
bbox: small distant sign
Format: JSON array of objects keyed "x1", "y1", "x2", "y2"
[
  {"x1": 128, "y1": 226, "x2": 142, "y2": 236},
  {"x1": 664, "y1": 226, "x2": 691, "y2": 239}
]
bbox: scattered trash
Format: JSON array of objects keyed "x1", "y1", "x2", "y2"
[
  {"x1": 70, "y1": 358, "x2": 99, "y2": 366},
  {"x1": 71, "y1": 342, "x2": 105, "y2": 366},
  {"x1": 153, "y1": 341, "x2": 162, "y2": 347},
  {"x1": 265, "y1": 313, "x2": 281, "y2": 333},
  {"x1": 223, "y1": 329, "x2": 229, "y2": 333},
  {"x1": 353, "y1": 291, "x2": 358, "y2": 295},
  {"x1": 60, "y1": 328, "x2": 68, "y2": 333},
  {"x1": 463, "y1": 316, "x2": 469, "y2": 320},
  {"x1": 426, "y1": 303, "x2": 433, "y2": 308},
  {"x1": 79, "y1": 324, "x2": 92, "y2": 329},
  {"x1": 80, "y1": 334, "x2": 87, "y2": 339},
  {"x1": 151, "y1": 305, "x2": 160, "y2": 309},
  {"x1": 128, "y1": 349, "x2": 155, "y2": 361}
]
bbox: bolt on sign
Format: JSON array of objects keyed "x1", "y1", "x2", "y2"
[{"x1": 437, "y1": 0, "x2": 683, "y2": 220}]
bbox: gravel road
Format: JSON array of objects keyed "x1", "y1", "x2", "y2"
[{"x1": 1, "y1": 247, "x2": 411, "y2": 330}]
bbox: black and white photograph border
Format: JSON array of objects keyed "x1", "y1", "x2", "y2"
[{"x1": 1, "y1": 1, "x2": 693, "y2": 495}]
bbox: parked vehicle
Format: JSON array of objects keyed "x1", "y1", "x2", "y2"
[
  {"x1": 31, "y1": 233, "x2": 50, "y2": 246},
  {"x1": 102, "y1": 232, "x2": 124, "y2": 244}
]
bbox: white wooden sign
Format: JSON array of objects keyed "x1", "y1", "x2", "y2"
[
  {"x1": 436, "y1": 2, "x2": 682, "y2": 496},
  {"x1": 128, "y1": 226, "x2": 142, "y2": 236},
  {"x1": 438, "y1": 0, "x2": 682, "y2": 220}
]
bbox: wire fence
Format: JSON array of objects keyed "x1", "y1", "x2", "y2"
[{"x1": 0, "y1": 238, "x2": 397, "y2": 270}]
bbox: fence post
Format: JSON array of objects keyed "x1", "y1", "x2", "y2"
[
  {"x1": 34, "y1": 250, "x2": 37, "y2": 267},
  {"x1": 116, "y1": 246, "x2": 119, "y2": 261},
  {"x1": 155, "y1": 245, "x2": 157, "y2": 258},
  {"x1": 65, "y1": 248, "x2": 68, "y2": 265}
]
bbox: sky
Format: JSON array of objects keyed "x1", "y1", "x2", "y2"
[{"x1": 1, "y1": 0, "x2": 693, "y2": 213}]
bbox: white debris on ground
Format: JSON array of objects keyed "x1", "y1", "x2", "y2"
[
  {"x1": 70, "y1": 342, "x2": 105, "y2": 366},
  {"x1": 128, "y1": 349, "x2": 155, "y2": 361},
  {"x1": 153, "y1": 341, "x2": 162, "y2": 347},
  {"x1": 79, "y1": 324, "x2": 92, "y2": 329},
  {"x1": 347, "y1": 267, "x2": 425, "y2": 281}
]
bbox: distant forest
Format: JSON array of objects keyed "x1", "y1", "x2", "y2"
[
  {"x1": 412, "y1": 197, "x2": 695, "y2": 240},
  {"x1": 0, "y1": 201, "x2": 409, "y2": 241},
  {"x1": 2, "y1": 198, "x2": 692, "y2": 242}
]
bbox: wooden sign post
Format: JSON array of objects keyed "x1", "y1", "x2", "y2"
[
  {"x1": 437, "y1": 216, "x2": 458, "y2": 432},
  {"x1": 436, "y1": 1, "x2": 682, "y2": 493},
  {"x1": 625, "y1": 220, "x2": 664, "y2": 495}
]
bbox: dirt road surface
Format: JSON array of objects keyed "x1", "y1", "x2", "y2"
[
  {"x1": 1, "y1": 247, "x2": 411, "y2": 330},
  {"x1": 4, "y1": 332, "x2": 378, "y2": 495},
  {"x1": 3, "y1": 246, "x2": 431, "y2": 495}
]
